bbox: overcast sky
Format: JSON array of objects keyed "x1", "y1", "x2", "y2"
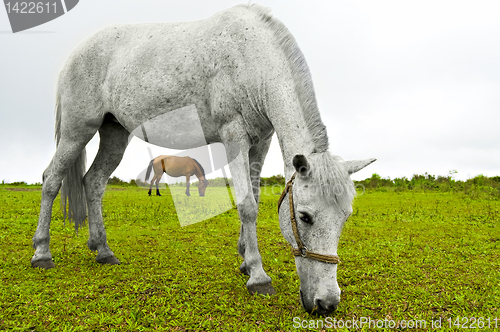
[{"x1": 1, "y1": 0, "x2": 499, "y2": 184}]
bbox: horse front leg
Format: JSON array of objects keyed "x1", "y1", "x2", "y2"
[
  {"x1": 221, "y1": 127, "x2": 275, "y2": 295},
  {"x1": 185, "y1": 174, "x2": 191, "y2": 196}
]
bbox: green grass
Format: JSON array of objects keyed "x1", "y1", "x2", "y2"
[{"x1": 0, "y1": 184, "x2": 499, "y2": 331}]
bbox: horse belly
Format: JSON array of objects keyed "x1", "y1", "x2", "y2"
[
  {"x1": 164, "y1": 169, "x2": 188, "y2": 178},
  {"x1": 127, "y1": 103, "x2": 218, "y2": 149}
]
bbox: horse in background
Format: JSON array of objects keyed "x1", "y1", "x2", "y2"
[{"x1": 145, "y1": 155, "x2": 209, "y2": 197}]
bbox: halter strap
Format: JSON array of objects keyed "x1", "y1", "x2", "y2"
[{"x1": 278, "y1": 172, "x2": 341, "y2": 264}]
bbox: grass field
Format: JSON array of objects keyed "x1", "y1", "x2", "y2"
[{"x1": 0, "y1": 183, "x2": 499, "y2": 331}]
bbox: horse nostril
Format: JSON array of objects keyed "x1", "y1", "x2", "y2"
[
  {"x1": 315, "y1": 299, "x2": 335, "y2": 315},
  {"x1": 317, "y1": 299, "x2": 327, "y2": 311}
]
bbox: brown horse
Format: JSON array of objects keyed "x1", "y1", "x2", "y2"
[{"x1": 145, "y1": 155, "x2": 209, "y2": 197}]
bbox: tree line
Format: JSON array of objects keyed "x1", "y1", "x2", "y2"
[{"x1": 4, "y1": 172, "x2": 499, "y2": 199}]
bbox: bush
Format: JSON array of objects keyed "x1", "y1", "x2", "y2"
[
  {"x1": 9, "y1": 181, "x2": 27, "y2": 186},
  {"x1": 353, "y1": 172, "x2": 500, "y2": 199},
  {"x1": 107, "y1": 176, "x2": 137, "y2": 187},
  {"x1": 261, "y1": 175, "x2": 285, "y2": 187}
]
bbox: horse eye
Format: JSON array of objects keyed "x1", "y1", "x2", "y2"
[{"x1": 299, "y1": 212, "x2": 312, "y2": 224}]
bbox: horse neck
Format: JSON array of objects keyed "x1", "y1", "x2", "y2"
[
  {"x1": 193, "y1": 164, "x2": 206, "y2": 181},
  {"x1": 267, "y1": 101, "x2": 319, "y2": 179}
]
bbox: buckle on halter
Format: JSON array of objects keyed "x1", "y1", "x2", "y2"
[{"x1": 300, "y1": 246, "x2": 308, "y2": 258}]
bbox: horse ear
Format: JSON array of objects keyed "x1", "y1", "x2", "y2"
[
  {"x1": 343, "y1": 158, "x2": 377, "y2": 175},
  {"x1": 292, "y1": 154, "x2": 310, "y2": 177}
]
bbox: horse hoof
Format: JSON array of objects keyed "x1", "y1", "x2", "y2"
[
  {"x1": 31, "y1": 259, "x2": 55, "y2": 270},
  {"x1": 97, "y1": 255, "x2": 121, "y2": 265},
  {"x1": 247, "y1": 282, "x2": 276, "y2": 296}
]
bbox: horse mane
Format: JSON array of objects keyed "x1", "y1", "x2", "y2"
[
  {"x1": 245, "y1": 4, "x2": 329, "y2": 153},
  {"x1": 191, "y1": 158, "x2": 206, "y2": 178},
  {"x1": 245, "y1": 6, "x2": 354, "y2": 209}
]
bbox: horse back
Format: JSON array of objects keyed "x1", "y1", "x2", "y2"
[
  {"x1": 153, "y1": 155, "x2": 196, "y2": 178},
  {"x1": 58, "y1": 5, "x2": 282, "y2": 144}
]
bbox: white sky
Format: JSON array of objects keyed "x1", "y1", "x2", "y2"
[{"x1": 1, "y1": 0, "x2": 499, "y2": 184}]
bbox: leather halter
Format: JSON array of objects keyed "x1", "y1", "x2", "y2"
[{"x1": 277, "y1": 172, "x2": 341, "y2": 264}]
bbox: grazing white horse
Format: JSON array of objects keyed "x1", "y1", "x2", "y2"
[{"x1": 33, "y1": 4, "x2": 375, "y2": 314}]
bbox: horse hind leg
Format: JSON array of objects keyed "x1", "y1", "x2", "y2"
[
  {"x1": 148, "y1": 179, "x2": 153, "y2": 196},
  {"x1": 32, "y1": 131, "x2": 96, "y2": 269},
  {"x1": 42, "y1": 160, "x2": 53, "y2": 183},
  {"x1": 83, "y1": 118, "x2": 129, "y2": 264},
  {"x1": 155, "y1": 176, "x2": 162, "y2": 196}
]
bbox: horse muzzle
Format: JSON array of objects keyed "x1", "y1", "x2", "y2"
[{"x1": 300, "y1": 289, "x2": 340, "y2": 315}]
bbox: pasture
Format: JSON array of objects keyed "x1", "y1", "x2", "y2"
[{"x1": 0, "y1": 182, "x2": 499, "y2": 331}]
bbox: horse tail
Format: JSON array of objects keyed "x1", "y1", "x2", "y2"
[
  {"x1": 145, "y1": 159, "x2": 154, "y2": 182},
  {"x1": 191, "y1": 158, "x2": 205, "y2": 178},
  {"x1": 56, "y1": 94, "x2": 87, "y2": 232}
]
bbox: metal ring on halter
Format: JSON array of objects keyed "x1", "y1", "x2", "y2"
[{"x1": 300, "y1": 246, "x2": 308, "y2": 258}]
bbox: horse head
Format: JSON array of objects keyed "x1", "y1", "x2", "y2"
[
  {"x1": 278, "y1": 153, "x2": 375, "y2": 315},
  {"x1": 198, "y1": 179, "x2": 209, "y2": 197}
]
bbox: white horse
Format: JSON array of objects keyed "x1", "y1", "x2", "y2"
[{"x1": 33, "y1": 4, "x2": 375, "y2": 315}]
